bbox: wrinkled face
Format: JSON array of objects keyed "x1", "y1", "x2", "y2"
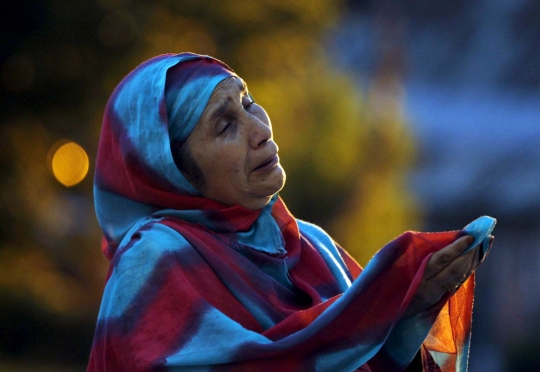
[{"x1": 186, "y1": 76, "x2": 286, "y2": 210}]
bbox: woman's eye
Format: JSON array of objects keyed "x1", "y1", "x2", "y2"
[
  {"x1": 242, "y1": 93, "x2": 255, "y2": 110},
  {"x1": 219, "y1": 122, "x2": 231, "y2": 135}
]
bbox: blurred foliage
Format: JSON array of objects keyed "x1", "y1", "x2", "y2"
[
  {"x1": 129, "y1": 0, "x2": 420, "y2": 263},
  {"x1": 0, "y1": 0, "x2": 418, "y2": 368}
]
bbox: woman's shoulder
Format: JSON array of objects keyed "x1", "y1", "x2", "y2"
[
  {"x1": 296, "y1": 219, "x2": 336, "y2": 247},
  {"x1": 296, "y1": 219, "x2": 343, "y2": 259},
  {"x1": 113, "y1": 219, "x2": 193, "y2": 262},
  {"x1": 296, "y1": 219, "x2": 357, "y2": 287}
]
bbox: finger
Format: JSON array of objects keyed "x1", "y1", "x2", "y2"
[
  {"x1": 408, "y1": 251, "x2": 474, "y2": 314},
  {"x1": 454, "y1": 237, "x2": 493, "y2": 292},
  {"x1": 470, "y1": 242, "x2": 483, "y2": 271},
  {"x1": 479, "y1": 235, "x2": 494, "y2": 263},
  {"x1": 465, "y1": 247, "x2": 479, "y2": 278},
  {"x1": 459, "y1": 248, "x2": 479, "y2": 289},
  {"x1": 423, "y1": 235, "x2": 474, "y2": 279},
  {"x1": 459, "y1": 242, "x2": 481, "y2": 277},
  {"x1": 431, "y1": 247, "x2": 477, "y2": 291},
  {"x1": 469, "y1": 234, "x2": 494, "y2": 272}
]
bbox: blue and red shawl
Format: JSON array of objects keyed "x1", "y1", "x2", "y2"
[{"x1": 88, "y1": 53, "x2": 495, "y2": 372}]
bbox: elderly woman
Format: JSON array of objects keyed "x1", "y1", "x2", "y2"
[{"x1": 87, "y1": 53, "x2": 495, "y2": 372}]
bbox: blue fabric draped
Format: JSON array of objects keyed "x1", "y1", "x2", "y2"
[{"x1": 88, "y1": 53, "x2": 495, "y2": 372}]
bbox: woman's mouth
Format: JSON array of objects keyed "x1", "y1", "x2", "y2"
[{"x1": 253, "y1": 155, "x2": 279, "y2": 172}]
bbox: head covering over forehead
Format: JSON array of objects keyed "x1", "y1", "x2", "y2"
[
  {"x1": 94, "y1": 53, "x2": 278, "y2": 259},
  {"x1": 165, "y1": 56, "x2": 237, "y2": 145}
]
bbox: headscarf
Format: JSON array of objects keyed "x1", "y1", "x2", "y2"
[
  {"x1": 94, "y1": 53, "x2": 281, "y2": 260},
  {"x1": 89, "y1": 53, "x2": 495, "y2": 372}
]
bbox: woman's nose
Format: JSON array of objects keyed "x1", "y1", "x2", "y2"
[{"x1": 248, "y1": 117, "x2": 272, "y2": 149}]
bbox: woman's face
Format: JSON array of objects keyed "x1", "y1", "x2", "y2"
[{"x1": 186, "y1": 76, "x2": 285, "y2": 210}]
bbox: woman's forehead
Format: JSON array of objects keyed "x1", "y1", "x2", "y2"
[
  {"x1": 199, "y1": 78, "x2": 246, "y2": 124},
  {"x1": 212, "y1": 76, "x2": 247, "y2": 96}
]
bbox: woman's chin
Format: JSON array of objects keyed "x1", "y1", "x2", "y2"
[
  {"x1": 266, "y1": 165, "x2": 286, "y2": 195},
  {"x1": 244, "y1": 169, "x2": 286, "y2": 210}
]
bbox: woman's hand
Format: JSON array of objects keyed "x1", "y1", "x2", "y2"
[{"x1": 402, "y1": 235, "x2": 487, "y2": 318}]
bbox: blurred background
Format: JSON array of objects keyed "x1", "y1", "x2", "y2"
[{"x1": 0, "y1": 0, "x2": 538, "y2": 370}]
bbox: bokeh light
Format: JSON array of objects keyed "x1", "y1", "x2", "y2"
[{"x1": 49, "y1": 140, "x2": 89, "y2": 187}]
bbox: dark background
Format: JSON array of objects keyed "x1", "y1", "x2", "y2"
[{"x1": 1, "y1": 0, "x2": 539, "y2": 370}]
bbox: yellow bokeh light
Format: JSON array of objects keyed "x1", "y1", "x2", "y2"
[{"x1": 49, "y1": 140, "x2": 89, "y2": 187}]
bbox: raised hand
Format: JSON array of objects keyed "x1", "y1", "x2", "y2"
[{"x1": 403, "y1": 235, "x2": 486, "y2": 318}]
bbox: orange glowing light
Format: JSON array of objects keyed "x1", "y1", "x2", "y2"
[{"x1": 50, "y1": 140, "x2": 89, "y2": 187}]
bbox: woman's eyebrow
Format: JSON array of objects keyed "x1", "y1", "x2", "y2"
[
  {"x1": 210, "y1": 98, "x2": 231, "y2": 122},
  {"x1": 208, "y1": 80, "x2": 246, "y2": 122}
]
